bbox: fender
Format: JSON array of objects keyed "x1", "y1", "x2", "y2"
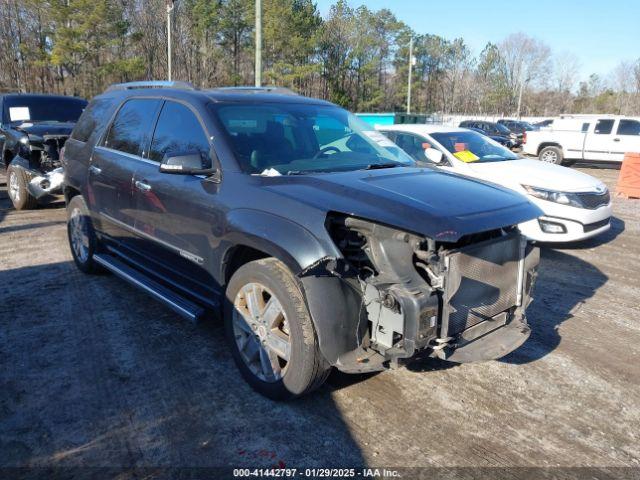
[
  {"x1": 2, "y1": 134, "x2": 19, "y2": 169},
  {"x1": 7, "y1": 155, "x2": 37, "y2": 177},
  {"x1": 222, "y1": 209, "x2": 365, "y2": 368},
  {"x1": 3, "y1": 130, "x2": 22, "y2": 158},
  {"x1": 222, "y1": 208, "x2": 339, "y2": 276}
]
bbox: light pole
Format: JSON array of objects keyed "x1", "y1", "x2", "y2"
[
  {"x1": 166, "y1": 0, "x2": 176, "y2": 81},
  {"x1": 407, "y1": 37, "x2": 414, "y2": 114},
  {"x1": 255, "y1": 0, "x2": 262, "y2": 87},
  {"x1": 516, "y1": 68, "x2": 528, "y2": 119}
]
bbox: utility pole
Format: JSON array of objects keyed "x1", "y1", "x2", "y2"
[
  {"x1": 516, "y1": 68, "x2": 526, "y2": 119},
  {"x1": 166, "y1": 0, "x2": 175, "y2": 81},
  {"x1": 407, "y1": 37, "x2": 413, "y2": 114},
  {"x1": 255, "y1": 0, "x2": 262, "y2": 87}
]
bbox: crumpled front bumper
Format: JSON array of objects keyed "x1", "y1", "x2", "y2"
[
  {"x1": 303, "y1": 224, "x2": 540, "y2": 372},
  {"x1": 443, "y1": 314, "x2": 530, "y2": 363},
  {"x1": 27, "y1": 167, "x2": 65, "y2": 199}
]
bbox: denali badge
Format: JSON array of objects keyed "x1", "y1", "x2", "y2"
[{"x1": 179, "y1": 250, "x2": 204, "y2": 265}]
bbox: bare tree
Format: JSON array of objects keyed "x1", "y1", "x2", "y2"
[
  {"x1": 610, "y1": 60, "x2": 636, "y2": 114},
  {"x1": 499, "y1": 32, "x2": 552, "y2": 115}
]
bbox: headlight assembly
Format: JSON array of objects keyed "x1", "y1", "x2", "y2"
[{"x1": 521, "y1": 185, "x2": 583, "y2": 208}]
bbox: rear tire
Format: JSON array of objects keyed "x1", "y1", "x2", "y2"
[
  {"x1": 7, "y1": 164, "x2": 38, "y2": 210},
  {"x1": 539, "y1": 146, "x2": 563, "y2": 165},
  {"x1": 224, "y1": 258, "x2": 330, "y2": 400},
  {"x1": 67, "y1": 195, "x2": 102, "y2": 274}
]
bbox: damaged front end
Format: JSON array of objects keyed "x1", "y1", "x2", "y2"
[
  {"x1": 300, "y1": 214, "x2": 539, "y2": 373},
  {"x1": 15, "y1": 134, "x2": 68, "y2": 199}
]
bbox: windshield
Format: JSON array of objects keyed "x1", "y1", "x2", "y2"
[
  {"x1": 430, "y1": 131, "x2": 519, "y2": 163},
  {"x1": 3, "y1": 96, "x2": 88, "y2": 125},
  {"x1": 210, "y1": 103, "x2": 414, "y2": 175}
]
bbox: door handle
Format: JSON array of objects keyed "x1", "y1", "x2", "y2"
[
  {"x1": 135, "y1": 180, "x2": 152, "y2": 192},
  {"x1": 613, "y1": 138, "x2": 621, "y2": 142},
  {"x1": 89, "y1": 165, "x2": 102, "y2": 175}
]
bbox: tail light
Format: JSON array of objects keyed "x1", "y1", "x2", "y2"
[
  {"x1": 522, "y1": 132, "x2": 527, "y2": 144},
  {"x1": 60, "y1": 146, "x2": 66, "y2": 165}
]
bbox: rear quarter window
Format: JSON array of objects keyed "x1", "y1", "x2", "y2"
[{"x1": 71, "y1": 98, "x2": 113, "y2": 143}]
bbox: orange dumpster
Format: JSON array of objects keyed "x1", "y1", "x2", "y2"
[{"x1": 616, "y1": 152, "x2": 640, "y2": 199}]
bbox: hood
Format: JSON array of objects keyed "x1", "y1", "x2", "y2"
[
  {"x1": 467, "y1": 159, "x2": 606, "y2": 193},
  {"x1": 263, "y1": 167, "x2": 542, "y2": 242},
  {"x1": 15, "y1": 122, "x2": 75, "y2": 139}
]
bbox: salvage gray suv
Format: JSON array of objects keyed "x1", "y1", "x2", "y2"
[{"x1": 63, "y1": 81, "x2": 542, "y2": 399}]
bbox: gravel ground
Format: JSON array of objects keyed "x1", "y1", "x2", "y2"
[{"x1": 0, "y1": 168, "x2": 639, "y2": 477}]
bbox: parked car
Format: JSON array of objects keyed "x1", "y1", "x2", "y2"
[
  {"x1": 522, "y1": 115, "x2": 640, "y2": 165},
  {"x1": 1, "y1": 93, "x2": 88, "y2": 209},
  {"x1": 378, "y1": 124, "x2": 612, "y2": 243},
  {"x1": 467, "y1": 126, "x2": 516, "y2": 149},
  {"x1": 63, "y1": 81, "x2": 542, "y2": 400},
  {"x1": 497, "y1": 119, "x2": 539, "y2": 142},
  {"x1": 459, "y1": 120, "x2": 519, "y2": 147}
]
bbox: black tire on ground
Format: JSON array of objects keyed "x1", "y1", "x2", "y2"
[
  {"x1": 6, "y1": 164, "x2": 38, "y2": 210},
  {"x1": 539, "y1": 145, "x2": 564, "y2": 165},
  {"x1": 66, "y1": 195, "x2": 102, "y2": 274},
  {"x1": 224, "y1": 258, "x2": 331, "y2": 400}
]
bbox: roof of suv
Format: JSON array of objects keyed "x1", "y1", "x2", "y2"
[
  {"x1": 203, "y1": 88, "x2": 333, "y2": 105},
  {"x1": 100, "y1": 82, "x2": 333, "y2": 106}
]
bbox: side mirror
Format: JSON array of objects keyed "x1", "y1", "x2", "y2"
[
  {"x1": 424, "y1": 148, "x2": 443, "y2": 164},
  {"x1": 159, "y1": 151, "x2": 218, "y2": 177}
]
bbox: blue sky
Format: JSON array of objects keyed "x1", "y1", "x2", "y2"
[{"x1": 315, "y1": 0, "x2": 639, "y2": 80}]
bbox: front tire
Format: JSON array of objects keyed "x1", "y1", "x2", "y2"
[
  {"x1": 67, "y1": 195, "x2": 102, "y2": 274},
  {"x1": 539, "y1": 146, "x2": 563, "y2": 165},
  {"x1": 7, "y1": 164, "x2": 38, "y2": 210},
  {"x1": 224, "y1": 258, "x2": 330, "y2": 400}
]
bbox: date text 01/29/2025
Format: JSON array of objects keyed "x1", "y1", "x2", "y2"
[{"x1": 233, "y1": 468, "x2": 401, "y2": 478}]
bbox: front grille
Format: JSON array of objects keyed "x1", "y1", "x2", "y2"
[
  {"x1": 577, "y1": 191, "x2": 610, "y2": 209},
  {"x1": 584, "y1": 218, "x2": 610, "y2": 233},
  {"x1": 443, "y1": 234, "x2": 522, "y2": 336}
]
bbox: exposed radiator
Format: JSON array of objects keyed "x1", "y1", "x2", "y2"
[{"x1": 442, "y1": 234, "x2": 524, "y2": 337}]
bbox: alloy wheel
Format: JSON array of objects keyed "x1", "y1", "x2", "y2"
[
  {"x1": 8, "y1": 171, "x2": 20, "y2": 202},
  {"x1": 69, "y1": 207, "x2": 90, "y2": 263},
  {"x1": 232, "y1": 282, "x2": 291, "y2": 383},
  {"x1": 541, "y1": 150, "x2": 558, "y2": 163}
]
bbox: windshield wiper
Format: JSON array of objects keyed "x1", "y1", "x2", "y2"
[
  {"x1": 286, "y1": 170, "x2": 327, "y2": 176},
  {"x1": 363, "y1": 162, "x2": 401, "y2": 170}
]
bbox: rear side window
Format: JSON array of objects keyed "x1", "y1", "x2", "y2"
[
  {"x1": 103, "y1": 99, "x2": 161, "y2": 156},
  {"x1": 594, "y1": 119, "x2": 614, "y2": 135},
  {"x1": 617, "y1": 120, "x2": 640, "y2": 136},
  {"x1": 581, "y1": 123, "x2": 590, "y2": 133},
  {"x1": 149, "y1": 101, "x2": 210, "y2": 163}
]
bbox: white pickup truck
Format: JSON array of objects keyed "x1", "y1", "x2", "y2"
[{"x1": 522, "y1": 115, "x2": 640, "y2": 165}]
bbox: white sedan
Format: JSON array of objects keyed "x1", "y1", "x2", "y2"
[{"x1": 377, "y1": 124, "x2": 612, "y2": 243}]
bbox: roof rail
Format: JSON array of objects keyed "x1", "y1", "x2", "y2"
[
  {"x1": 106, "y1": 80, "x2": 196, "y2": 92},
  {"x1": 211, "y1": 86, "x2": 298, "y2": 95}
]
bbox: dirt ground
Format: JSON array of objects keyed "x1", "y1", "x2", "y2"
[{"x1": 0, "y1": 167, "x2": 639, "y2": 477}]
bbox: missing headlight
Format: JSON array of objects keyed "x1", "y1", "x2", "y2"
[{"x1": 326, "y1": 214, "x2": 378, "y2": 278}]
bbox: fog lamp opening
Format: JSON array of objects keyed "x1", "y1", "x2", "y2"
[{"x1": 539, "y1": 219, "x2": 567, "y2": 234}]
